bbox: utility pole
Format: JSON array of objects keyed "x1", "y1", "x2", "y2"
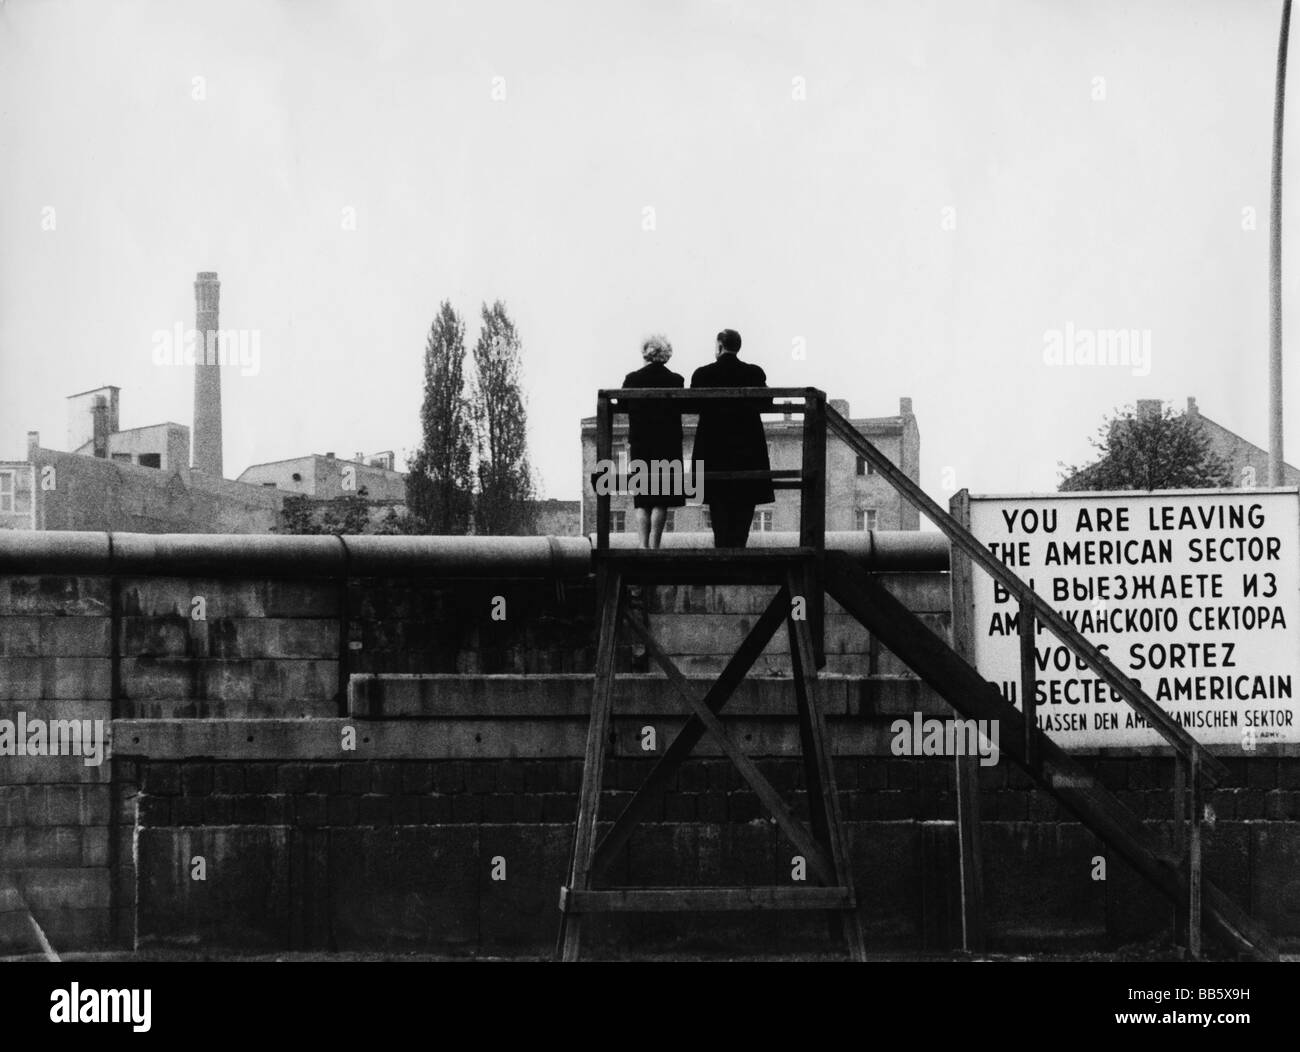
[{"x1": 1270, "y1": 0, "x2": 1292, "y2": 485}]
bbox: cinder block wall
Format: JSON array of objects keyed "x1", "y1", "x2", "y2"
[{"x1": 2, "y1": 566, "x2": 1297, "y2": 958}]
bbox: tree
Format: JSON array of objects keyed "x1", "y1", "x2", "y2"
[
  {"x1": 374, "y1": 505, "x2": 418, "y2": 535},
  {"x1": 1058, "y1": 403, "x2": 1233, "y2": 491},
  {"x1": 470, "y1": 300, "x2": 536, "y2": 534},
  {"x1": 274, "y1": 487, "x2": 375, "y2": 534},
  {"x1": 319, "y1": 486, "x2": 373, "y2": 535},
  {"x1": 407, "y1": 301, "x2": 475, "y2": 533},
  {"x1": 275, "y1": 493, "x2": 321, "y2": 534}
]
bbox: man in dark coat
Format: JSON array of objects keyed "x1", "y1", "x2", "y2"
[{"x1": 690, "y1": 329, "x2": 774, "y2": 548}]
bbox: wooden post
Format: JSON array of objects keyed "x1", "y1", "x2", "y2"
[
  {"x1": 787, "y1": 565, "x2": 865, "y2": 962},
  {"x1": 1019, "y1": 594, "x2": 1037, "y2": 771},
  {"x1": 800, "y1": 391, "x2": 827, "y2": 667},
  {"x1": 558, "y1": 569, "x2": 622, "y2": 961},
  {"x1": 948, "y1": 490, "x2": 986, "y2": 953},
  {"x1": 1188, "y1": 753, "x2": 1203, "y2": 960},
  {"x1": 595, "y1": 394, "x2": 612, "y2": 551},
  {"x1": 1172, "y1": 753, "x2": 1186, "y2": 947}
]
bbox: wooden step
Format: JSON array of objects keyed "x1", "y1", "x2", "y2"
[{"x1": 560, "y1": 886, "x2": 855, "y2": 913}]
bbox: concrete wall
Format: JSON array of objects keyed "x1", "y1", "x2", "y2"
[
  {"x1": 1, "y1": 537, "x2": 1295, "y2": 958},
  {"x1": 24, "y1": 449, "x2": 284, "y2": 533}
]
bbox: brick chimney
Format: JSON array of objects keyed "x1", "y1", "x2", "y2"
[
  {"x1": 26, "y1": 431, "x2": 39, "y2": 458},
  {"x1": 91, "y1": 396, "x2": 110, "y2": 458},
  {"x1": 192, "y1": 272, "x2": 223, "y2": 476},
  {"x1": 1186, "y1": 396, "x2": 1199, "y2": 417}
]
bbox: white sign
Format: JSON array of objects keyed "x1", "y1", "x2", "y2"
[{"x1": 968, "y1": 489, "x2": 1300, "y2": 748}]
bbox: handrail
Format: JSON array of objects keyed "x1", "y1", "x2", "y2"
[
  {"x1": 822, "y1": 403, "x2": 1228, "y2": 787},
  {"x1": 599, "y1": 386, "x2": 818, "y2": 405},
  {"x1": 591, "y1": 388, "x2": 827, "y2": 557}
]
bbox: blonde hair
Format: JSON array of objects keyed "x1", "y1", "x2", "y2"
[{"x1": 641, "y1": 333, "x2": 673, "y2": 364}]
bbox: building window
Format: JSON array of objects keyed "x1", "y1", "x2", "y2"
[
  {"x1": 111, "y1": 453, "x2": 132, "y2": 463},
  {"x1": 663, "y1": 510, "x2": 674, "y2": 533},
  {"x1": 0, "y1": 470, "x2": 14, "y2": 513},
  {"x1": 611, "y1": 510, "x2": 626, "y2": 532},
  {"x1": 138, "y1": 453, "x2": 161, "y2": 469},
  {"x1": 702, "y1": 506, "x2": 712, "y2": 529},
  {"x1": 752, "y1": 509, "x2": 773, "y2": 532},
  {"x1": 855, "y1": 508, "x2": 878, "y2": 531},
  {"x1": 856, "y1": 456, "x2": 875, "y2": 476}
]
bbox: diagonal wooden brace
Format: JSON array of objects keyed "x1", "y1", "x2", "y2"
[
  {"x1": 589, "y1": 585, "x2": 791, "y2": 880},
  {"x1": 621, "y1": 610, "x2": 838, "y2": 885}
]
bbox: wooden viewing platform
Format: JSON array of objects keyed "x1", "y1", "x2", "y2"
[{"x1": 556, "y1": 386, "x2": 1279, "y2": 963}]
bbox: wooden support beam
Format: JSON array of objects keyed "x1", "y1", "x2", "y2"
[
  {"x1": 1188, "y1": 753, "x2": 1203, "y2": 960},
  {"x1": 948, "y1": 490, "x2": 986, "y2": 954},
  {"x1": 595, "y1": 395, "x2": 611, "y2": 550},
  {"x1": 954, "y1": 753, "x2": 986, "y2": 954},
  {"x1": 1019, "y1": 593, "x2": 1037, "y2": 771},
  {"x1": 557, "y1": 569, "x2": 622, "y2": 961},
  {"x1": 800, "y1": 392, "x2": 827, "y2": 666},
  {"x1": 1173, "y1": 755, "x2": 1187, "y2": 947},
  {"x1": 787, "y1": 567, "x2": 866, "y2": 962},
  {"x1": 824, "y1": 550, "x2": 1278, "y2": 961},
  {"x1": 589, "y1": 586, "x2": 790, "y2": 879},
  {"x1": 621, "y1": 610, "x2": 837, "y2": 884}
]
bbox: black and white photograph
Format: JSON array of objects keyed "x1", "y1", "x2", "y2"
[{"x1": 0, "y1": 0, "x2": 1296, "y2": 1031}]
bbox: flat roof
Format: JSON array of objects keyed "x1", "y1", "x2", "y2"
[
  {"x1": 110, "y1": 422, "x2": 188, "y2": 435},
  {"x1": 239, "y1": 454, "x2": 405, "y2": 474}
]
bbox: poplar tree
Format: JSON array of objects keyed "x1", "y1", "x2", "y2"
[
  {"x1": 470, "y1": 300, "x2": 536, "y2": 534},
  {"x1": 408, "y1": 301, "x2": 475, "y2": 533}
]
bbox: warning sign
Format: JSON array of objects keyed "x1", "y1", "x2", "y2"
[{"x1": 968, "y1": 489, "x2": 1300, "y2": 747}]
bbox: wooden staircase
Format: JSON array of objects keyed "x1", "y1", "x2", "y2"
[
  {"x1": 822, "y1": 402, "x2": 1278, "y2": 962},
  {"x1": 826, "y1": 551, "x2": 1278, "y2": 960}
]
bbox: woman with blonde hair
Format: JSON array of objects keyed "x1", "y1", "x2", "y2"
[{"x1": 620, "y1": 333, "x2": 686, "y2": 549}]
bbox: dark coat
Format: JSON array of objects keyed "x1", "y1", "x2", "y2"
[
  {"x1": 689, "y1": 353, "x2": 774, "y2": 507},
  {"x1": 622, "y1": 361, "x2": 687, "y2": 509}
]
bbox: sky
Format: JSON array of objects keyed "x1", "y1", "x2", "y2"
[{"x1": 0, "y1": 0, "x2": 1295, "y2": 509}]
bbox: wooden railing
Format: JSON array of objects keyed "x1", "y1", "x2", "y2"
[{"x1": 593, "y1": 386, "x2": 828, "y2": 557}]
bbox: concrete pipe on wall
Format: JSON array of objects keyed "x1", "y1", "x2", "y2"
[{"x1": 0, "y1": 530, "x2": 949, "y2": 578}]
